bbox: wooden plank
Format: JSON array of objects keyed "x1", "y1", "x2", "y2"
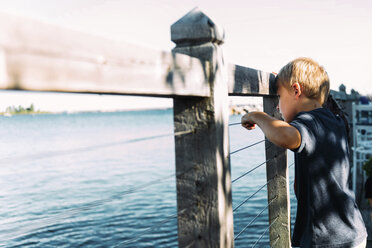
[
  {"x1": 228, "y1": 63, "x2": 276, "y2": 96},
  {"x1": 172, "y1": 8, "x2": 234, "y2": 247},
  {"x1": 263, "y1": 96, "x2": 291, "y2": 248},
  {"x1": 0, "y1": 13, "x2": 209, "y2": 97},
  {"x1": 0, "y1": 13, "x2": 279, "y2": 98}
]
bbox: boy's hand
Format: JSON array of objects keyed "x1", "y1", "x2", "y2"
[
  {"x1": 241, "y1": 112, "x2": 256, "y2": 130},
  {"x1": 241, "y1": 111, "x2": 301, "y2": 150}
]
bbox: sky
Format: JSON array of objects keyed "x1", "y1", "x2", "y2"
[{"x1": 0, "y1": 0, "x2": 371, "y2": 112}]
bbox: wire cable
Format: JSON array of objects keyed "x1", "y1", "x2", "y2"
[
  {"x1": 0, "y1": 165, "x2": 196, "y2": 242},
  {"x1": 265, "y1": 142, "x2": 274, "y2": 151},
  {"x1": 229, "y1": 122, "x2": 242, "y2": 126},
  {"x1": 234, "y1": 196, "x2": 277, "y2": 241},
  {"x1": 251, "y1": 216, "x2": 279, "y2": 248},
  {"x1": 230, "y1": 139, "x2": 265, "y2": 155},
  {"x1": 0, "y1": 176, "x2": 173, "y2": 241},
  {"x1": 232, "y1": 156, "x2": 276, "y2": 184},
  {"x1": 233, "y1": 180, "x2": 271, "y2": 212},
  {"x1": 233, "y1": 162, "x2": 294, "y2": 212},
  {"x1": 0, "y1": 133, "x2": 173, "y2": 164},
  {"x1": 230, "y1": 139, "x2": 275, "y2": 156},
  {"x1": 0, "y1": 130, "x2": 193, "y2": 164},
  {"x1": 271, "y1": 234, "x2": 281, "y2": 247}
]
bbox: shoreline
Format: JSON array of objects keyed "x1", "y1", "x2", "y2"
[{"x1": 0, "y1": 103, "x2": 263, "y2": 116}]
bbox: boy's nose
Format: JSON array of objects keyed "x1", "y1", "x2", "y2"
[{"x1": 276, "y1": 105, "x2": 279, "y2": 110}]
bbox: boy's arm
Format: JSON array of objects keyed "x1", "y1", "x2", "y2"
[{"x1": 241, "y1": 111, "x2": 301, "y2": 150}]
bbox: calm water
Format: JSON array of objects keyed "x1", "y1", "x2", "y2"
[{"x1": 0, "y1": 109, "x2": 296, "y2": 247}]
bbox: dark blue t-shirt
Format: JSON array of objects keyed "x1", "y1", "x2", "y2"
[{"x1": 290, "y1": 108, "x2": 367, "y2": 248}]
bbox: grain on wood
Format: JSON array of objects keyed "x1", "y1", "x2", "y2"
[{"x1": 171, "y1": 8, "x2": 234, "y2": 248}]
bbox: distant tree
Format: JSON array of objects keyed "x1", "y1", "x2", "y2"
[
  {"x1": 3, "y1": 104, "x2": 42, "y2": 114},
  {"x1": 26, "y1": 104, "x2": 35, "y2": 112},
  {"x1": 17, "y1": 105, "x2": 25, "y2": 113}
]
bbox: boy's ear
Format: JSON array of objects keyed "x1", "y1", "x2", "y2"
[{"x1": 292, "y1": 83, "x2": 302, "y2": 99}]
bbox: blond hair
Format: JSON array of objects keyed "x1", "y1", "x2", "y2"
[{"x1": 276, "y1": 57, "x2": 330, "y2": 104}]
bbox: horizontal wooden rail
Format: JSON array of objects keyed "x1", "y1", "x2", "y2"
[
  {"x1": 0, "y1": 13, "x2": 209, "y2": 97},
  {"x1": 0, "y1": 13, "x2": 276, "y2": 97},
  {"x1": 228, "y1": 64, "x2": 276, "y2": 96}
]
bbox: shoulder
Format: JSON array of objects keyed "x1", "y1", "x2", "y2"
[
  {"x1": 294, "y1": 108, "x2": 333, "y2": 121},
  {"x1": 291, "y1": 108, "x2": 340, "y2": 130},
  {"x1": 289, "y1": 108, "x2": 334, "y2": 153}
]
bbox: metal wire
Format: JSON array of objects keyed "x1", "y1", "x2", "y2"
[
  {"x1": 251, "y1": 217, "x2": 279, "y2": 248},
  {"x1": 0, "y1": 130, "x2": 193, "y2": 164},
  {"x1": 234, "y1": 196, "x2": 277, "y2": 240},
  {"x1": 233, "y1": 180, "x2": 271, "y2": 212},
  {"x1": 229, "y1": 122, "x2": 242, "y2": 126},
  {"x1": 265, "y1": 142, "x2": 274, "y2": 151},
  {"x1": 271, "y1": 234, "x2": 281, "y2": 247},
  {"x1": 115, "y1": 162, "x2": 286, "y2": 246},
  {"x1": 1, "y1": 114, "x2": 287, "y2": 243},
  {"x1": 113, "y1": 209, "x2": 186, "y2": 247},
  {"x1": 230, "y1": 139, "x2": 276, "y2": 156},
  {"x1": 184, "y1": 240, "x2": 196, "y2": 248},
  {"x1": 230, "y1": 139, "x2": 265, "y2": 155},
  {"x1": 1, "y1": 164, "x2": 196, "y2": 242},
  {"x1": 232, "y1": 156, "x2": 276, "y2": 184},
  {"x1": 0, "y1": 177, "x2": 173, "y2": 241},
  {"x1": 174, "y1": 129, "x2": 194, "y2": 136},
  {"x1": 0, "y1": 133, "x2": 175, "y2": 164}
]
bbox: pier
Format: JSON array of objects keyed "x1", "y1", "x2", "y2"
[{"x1": 0, "y1": 8, "x2": 371, "y2": 247}]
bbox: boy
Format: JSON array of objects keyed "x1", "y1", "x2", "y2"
[{"x1": 241, "y1": 58, "x2": 367, "y2": 247}]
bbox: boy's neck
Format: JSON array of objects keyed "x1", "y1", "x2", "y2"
[{"x1": 296, "y1": 97, "x2": 322, "y2": 113}]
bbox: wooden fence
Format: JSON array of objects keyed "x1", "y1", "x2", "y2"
[{"x1": 0, "y1": 8, "x2": 291, "y2": 247}]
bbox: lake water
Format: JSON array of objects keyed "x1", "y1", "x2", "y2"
[{"x1": 0, "y1": 109, "x2": 296, "y2": 247}]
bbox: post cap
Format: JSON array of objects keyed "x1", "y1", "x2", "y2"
[{"x1": 171, "y1": 7, "x2": 225, "y2": 46}]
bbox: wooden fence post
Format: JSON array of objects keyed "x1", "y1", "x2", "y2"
[
  {"x1": 263, "y1": 96, "x2": 291, "y2": 247},
  {"x1": 171, "y1": 8, "x2": 234, "y2": 247}
]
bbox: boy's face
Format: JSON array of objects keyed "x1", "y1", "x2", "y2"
[{"x1": 277, "y1": 84, "x2": 298, "y2": 122}]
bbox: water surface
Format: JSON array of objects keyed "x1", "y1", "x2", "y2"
[{"x1": 0, "y1": 110, "x2": 295, "y2": 247}]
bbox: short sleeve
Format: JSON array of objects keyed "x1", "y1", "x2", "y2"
[{"x1": 290, "y1": 113, "x2": 316, "y2": 154}]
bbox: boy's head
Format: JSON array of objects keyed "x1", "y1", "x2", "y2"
[{"x1": 276, "y1": 57, "x2": 330, "y2": 105}]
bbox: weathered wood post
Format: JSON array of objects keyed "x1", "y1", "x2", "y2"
[
  {"x1": 263, "y1": 96, "x2": 291, "y2": 247},
  {"x1": 171, "y1": 8, "x2": 234, "y2": 247}
]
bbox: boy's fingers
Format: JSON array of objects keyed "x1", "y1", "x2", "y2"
[
  {"x1": 242, "y1": 123, "x2": 256, "y2": 130},
  {"x1": 241, "y1": 113, "x2": 256, "y2": 130},
  {"x1": 241, "y1": 122, "x2": 249, "y2": 127}
]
